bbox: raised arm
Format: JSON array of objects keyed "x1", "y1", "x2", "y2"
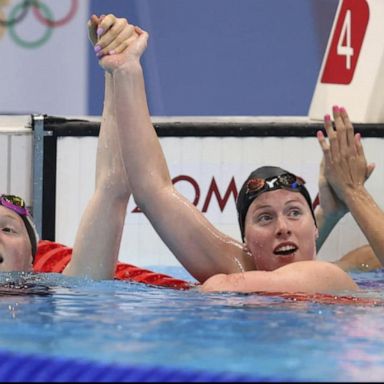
[
  {"x1": 317, "y1": 106, "x2": 384, "y2": 267},
  {"x1": 63, "y1": 15, "x2": 132, "y2": 279},
  {"x1": 315, "y1": 157, "x2": 348, "y2": 250},
  {"x1": 98, "y1": 19, "x2": 254, "y2": 282}
]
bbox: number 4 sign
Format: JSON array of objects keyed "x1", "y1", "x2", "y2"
[
  {"x1": 321, "y1": 0, "x2": 369, "y2": 84},
  {"x1": 309, "y1": 0, "x2": 384, "y2": 122}
]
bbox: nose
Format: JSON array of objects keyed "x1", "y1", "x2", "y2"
[{"x1": 275, "y1": 215, "x2": 291, "y2": 238}]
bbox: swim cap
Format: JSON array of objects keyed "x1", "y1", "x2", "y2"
[
  {"x1": 21, "y1": 214, "x2": 39, "y2": 260},
  {"x1": 236, "y1": 166, "x2": 316, "y2": 240}
]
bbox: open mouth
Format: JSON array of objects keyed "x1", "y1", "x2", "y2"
[{"x1": 273, "y1": 244, "x2": 297, "y2": 256}]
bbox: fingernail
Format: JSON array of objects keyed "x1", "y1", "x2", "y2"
[
  {"x1": 340, "y1": 107, "x2": 346, "y2": 113},
  {"x1": 324, "y1": 114, "x2": 331, "y2": 122},
  {"x1": 94, "y1": 45, "x2": 101, "y2": 53},
  {"x1": 97, "y1": 27, "x2": 104, "y2": 37},
  {"x1": 332, "y1": 105, "x2": 339, "y2": 113},
  {"x1": 109, "y1": 50, "x2": 116, "y2": 55}
]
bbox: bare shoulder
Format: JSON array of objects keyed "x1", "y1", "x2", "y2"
[
  {"x1": 280, "y1": 259, "x2": 344, "y2": 273},
  {"x1": 275, "y1": 260, "x2": 359, "y2": 292},
  {"x1": 200, "y1": 260, "x2": 358, "y2": 293}
]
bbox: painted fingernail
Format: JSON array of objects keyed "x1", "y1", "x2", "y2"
[
  {"x1": 340, "y1": 107, "x2": 346, "y2": 113},
  {"x1": 97, "y1": 27, "x2": 104, "y2": 37},
  {"x1": 324, "y1": 114, "x2": 331, "y2": 122},
  {"x1": 94, "y1": 45, "x2": 101, "y2": 53},
  {"x1": 332, "y1": 105, "x2": 339, "y2": 113}
]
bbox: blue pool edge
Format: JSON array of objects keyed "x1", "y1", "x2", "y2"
[{"x1": 0, "y1": 348, "x2": 298, "y2": 382}]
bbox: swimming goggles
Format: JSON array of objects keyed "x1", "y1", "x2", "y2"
[
  {"x1": 245, "y1": 173, "x2": 306, "y2": 196},
  {"x1": 0, "y1": 194, "x2": 29, "y2": 216}
]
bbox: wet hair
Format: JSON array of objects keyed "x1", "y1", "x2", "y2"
[{"x1": 236, "y1": 166, "x2": 316, "y2": 240}]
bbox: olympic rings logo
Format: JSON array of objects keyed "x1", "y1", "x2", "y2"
[{"x1": 0, "y1": 0, "x2": 78, "y2": 48}]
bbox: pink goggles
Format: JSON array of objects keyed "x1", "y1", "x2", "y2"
[{"x1": 0, "y1": 194, "x2": 29, "y2": 216}]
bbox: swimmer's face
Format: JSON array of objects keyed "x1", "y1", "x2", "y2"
[
  {"x1": 244, "y1": 189, "x2": 317, "y2": 271},
  {"x1": 0, "y1": 206, "x2": 33, "y2": 272}
]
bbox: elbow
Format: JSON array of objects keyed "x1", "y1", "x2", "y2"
[{"x1": 200, "y1": 274, "x2": 228, "y2": 292}]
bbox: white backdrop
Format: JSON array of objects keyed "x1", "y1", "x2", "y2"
[
  {"x1": 0, "y1": 115, "x2": 382, "y2": 268},
  {"x1": 54, "y1": 120, "x2": 384, "y2": 267},
  {"x1": 0, "y1": 115, "x2": 32, "y2": 201}
]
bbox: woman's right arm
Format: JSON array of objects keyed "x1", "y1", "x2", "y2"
[{"x1": 99, "y1": 21, "x2": 254, "y2": 282}]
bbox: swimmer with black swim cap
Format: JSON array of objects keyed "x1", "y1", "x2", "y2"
[{"x1": 236, "y1": 166, "x2": 318, "y2": 271}]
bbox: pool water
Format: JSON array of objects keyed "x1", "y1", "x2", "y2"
[{"x1": 0, "y1": 268, "x2": 383, "y2": 382}]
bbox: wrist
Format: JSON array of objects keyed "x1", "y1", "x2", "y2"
[
  {"x1": 315, "y1": 202, "x2": 348, "y2": 222},
  {"x1": 343, "y1": 185, "x2": 371, "y2": 208},
  {"x1": 322, "y1": 208, "x2": 346, "y2": 224},
  {"x1": 113, "y1": 58, "x2": 142, "y2": 75}
]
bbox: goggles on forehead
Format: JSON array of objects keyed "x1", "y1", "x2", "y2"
[
  {"x1": 245, "y1": 173, "x2": 306, "y2": 197},
  {"x1": 0, "y1": 194, "x2": 29, "y2": 216}
]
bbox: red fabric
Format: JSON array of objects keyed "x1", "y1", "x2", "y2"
[
  {"x1": 34, "y1": 242, "x2": 382, "y2": 305},
  {"x1": 259, "y1": 291, "x2": 381, "y2": 306},
  {"x1": 33, "y1": 240, "x2": 193, "y2": 290},
  {"x1": 33, "y1": 240, "x2": 72, "y2": 273},
  {"x1": 114, "y1": 262, "x2": 192, "y2": 290}
]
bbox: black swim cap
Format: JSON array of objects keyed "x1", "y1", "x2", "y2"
[
  {"x1": 236, "y1": 166, "x2": 316, "y2": 240},
  {"x1": 21, "y1": 214, "x2": 39, "y2": 260}
]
